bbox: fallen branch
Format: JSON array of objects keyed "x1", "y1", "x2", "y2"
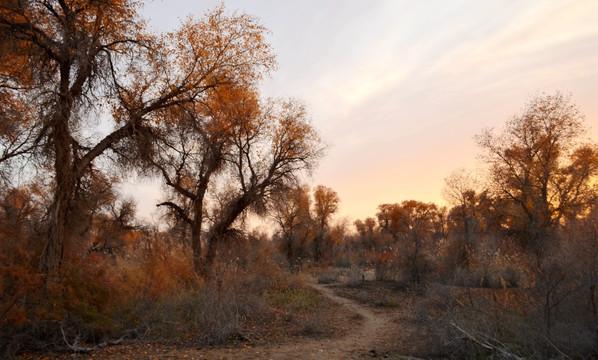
[
  {"x1": 60, "y1": 325, "x2": 94, "y2": 353},
  {"x1": 543, "y1": 335, "x2": 571, "y2": 360},
  {"x1": 60, "y1": 325, "x2": 139, "y2": 353},
  {"x1": 449, "y1": 322, "x2": 523, "y2": 360}
]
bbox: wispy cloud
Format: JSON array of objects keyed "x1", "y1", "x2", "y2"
[{"x1": 140, "y1": 0, "x2": 598, "y2": 221}]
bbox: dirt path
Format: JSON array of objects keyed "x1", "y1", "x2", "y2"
[{"x1": 164, "y1": 281, "x2": 395, "y2": 359}]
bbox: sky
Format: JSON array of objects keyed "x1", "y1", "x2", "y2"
[{"x1": 126, "y1": 0, "x2": 598, "y2": 225}]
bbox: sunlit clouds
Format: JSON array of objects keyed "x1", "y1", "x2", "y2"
[{"x1": 138, "y1": 0, "x2": 598, "y2": 222}]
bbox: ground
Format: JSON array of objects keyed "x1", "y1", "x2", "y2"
[{"x1": 21, "y1": 274, "x2": 451, "y2": 359}]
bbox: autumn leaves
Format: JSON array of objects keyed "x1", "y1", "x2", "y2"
[{"x1": 0, "y1": 1, "x2": 321, "y2": 277}]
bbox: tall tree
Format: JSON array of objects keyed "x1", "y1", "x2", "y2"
[
  {"x1": 153, "y1": 84, "x2": 260, "y2": 272},
  {"x1": 476, "y1": 92, "x2": 598, "y2": 255},
  {"x1": 271, "y1": 185, "x2": 312, "y2": 264},
  {"x1": 376, "y1": 203, "x2": 403, "y2": 240},
  {"x1": 396, "y1": 200, "x2": 440, "y2": 283},
  {"x1": 312, "y1": 185, "x2": 339, "y2": 261},
  {"x1": 0, "y1": 1, "x2": 275, "y2": 276},
  {"x1": 203, "y1": 99, "x2": 322, "y2": 271},
  {"x1": 155, "y1": 95, "x2": 322, "y2": 274},
  {"x1": 443, "y1": 169, "x2": 478, "y2": 269}
]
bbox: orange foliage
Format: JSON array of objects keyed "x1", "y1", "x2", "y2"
[
  {"x1": 0, "y1": 187, "x2": 44, "y2": 327},
  {"x1": 313, "y1": 185, "x2": 339, "y2": 229},
  {"x1": 375, "y1": 250, "x2": 396, "y2": 265}
]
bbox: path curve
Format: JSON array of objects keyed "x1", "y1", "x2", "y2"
[{"x1": 169, "y1": 281, "x2": 393, "y2": 359}]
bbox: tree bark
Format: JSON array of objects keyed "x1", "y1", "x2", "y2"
[{"x1": 41, "y1": 66, "x2": 75, "y2": 277}]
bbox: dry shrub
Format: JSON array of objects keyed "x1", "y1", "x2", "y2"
[
  {"x1": 316, "y1": 268, "x2": 339, "y2": 284},
  {"x1": 0, "y1": 248, "x2": 44, "y2": 357},
  {"x1": 137, "y1": 281, "x2": 270, "y2": 345},
  {"x1": 140, "y1": 239, "x2": 294, "y2": 345},
  {"x1": 0, "y1": 188, "x2": 46, "y2": 357},
  {"x1": 0, "y1": 225, "x2": 202, "y2": 356},
  {"x1": 116, "y1": 235, "x2": 283, "y2": 345},
  {"x1": 120, "y1": 238, "x2": 198, "y2": 301},
  {"x1": 427, "y1": 232, "x2": 598, "y2": 359},
  {"x1": 0, "y1": 208, "x2": 309, "y2": 357},
  {"x1": 265, "y1": 279, "x2": 330, "y2": 338},
  {"x1": 316, "y1": 267, "x2": 362, "y2": 285},
  {"x1": 375, "y1": 250, "x2": 401, "y2": 281},
  {"x1": 447, "y1": 266, "x2": 523, "y2": 289},
  {"x1": 437, "y1": 281, "x2": 597, "y2": 359}
]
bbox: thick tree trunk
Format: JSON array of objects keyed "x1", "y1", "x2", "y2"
[
  {"x1": 202, "y1": 189, "x2": 256, "y2": 276},
  {"x1": 192, "y1": 155, "x2": 221, "y2": 274},
  {"x1": 313, "y1": 234, "x2": 322, "y2": 262},
  {"x1": 42, "y1": 95, "x2": 74, "y2": 277},
  {"x1": 285, "y1": 233, "x2": 294, "y2": 264},
  {"x1": 43, "y1": 188, "x2": 72, "y2": 276}
]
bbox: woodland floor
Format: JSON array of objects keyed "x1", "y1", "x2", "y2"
[{"x1": 21, "y1": 275, "x2": 451, "y2": 360}]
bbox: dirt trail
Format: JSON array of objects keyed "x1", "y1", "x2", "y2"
[{"x1": 166, "y1": 281, "x2": 394, "y2": 359}]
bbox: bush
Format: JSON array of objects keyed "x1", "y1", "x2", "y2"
[
  {"x1": 316, "y1": 268, "x2": 340, "y2": 284},
  {"x1": 374, "y1": 250, "x2": 398, "y2": 281},
  {"x1": 316, "y1": 267, "x2": 363, "y2": 285},
  {"x1": 0, "y1": 230, "x2": 301, "y2": 357}
]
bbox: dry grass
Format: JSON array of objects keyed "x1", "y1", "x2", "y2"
[{"x1": 330, "y1": 278, "x2": 598, "y2": 359}]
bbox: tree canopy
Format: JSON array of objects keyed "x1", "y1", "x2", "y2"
[{"x1": 476, "y1": 92, "x2": 598, "y2": 253}]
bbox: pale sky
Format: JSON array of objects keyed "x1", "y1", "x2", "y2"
[{"x1": 126, "y1": 0, "x2": 598, "y2": 224}]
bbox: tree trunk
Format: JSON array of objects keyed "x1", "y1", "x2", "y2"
[
  {"x1": 190, "y1": 186, "x2": 207, "y2": 274},
  {"x1": 463, "y1": 216, "x2": 472, "y2": 270},
  {"x1": 313, "y1": 234, "x2": 322, "y2": 262},
  {"x1": 42, "y1": 96, "x2": 74, "y2": 278},
  {"x1": 202, "y1": 189, "x2": 256, "y2": 276},
  {"x1": 191, "y1": 155, "x2": 221, "y2": 274},
  {"x1": 190, "y1": 216, "x2": 203, "y2": 274},
  {"x1": 283, "y1": 232, "x2": 294, "y2": 265},
  {"x1": 412, "y1": 235, "x2": 421, "y2": 283}
]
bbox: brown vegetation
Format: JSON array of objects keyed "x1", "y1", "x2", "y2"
[{"x1": 1, "y1": 1, "x2": 598, "y2": 359}]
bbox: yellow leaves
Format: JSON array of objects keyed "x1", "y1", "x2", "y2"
[
  {"x1": 313, "y1": 185, "x2": 339, "y2": 225},
  {"x1": 169, "y1": 4, "x2": 276, "y2": 90},
  {"x1": 69, "y1": 0, "x2": 143, "y2": 40},
  {"x1": 263, "y1": 98, "x2": 321, "y2": 164},
  {"x1": 376, "y1": 201, "x2": 440, "y2": 238},
  {"x1": 202, "y1": 84, "x2": 261, "y2": 137},
  {"x1": 524, "y1": 198, "x2": 535, "y2": 211}
]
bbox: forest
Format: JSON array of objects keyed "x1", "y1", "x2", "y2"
[{"x1": 1, "y1": 1, "x2": 598, "y2": 359}]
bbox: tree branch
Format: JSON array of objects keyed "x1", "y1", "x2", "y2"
[{"x1": 156, "y1": 201, "x2": 192, "y2": 225}]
